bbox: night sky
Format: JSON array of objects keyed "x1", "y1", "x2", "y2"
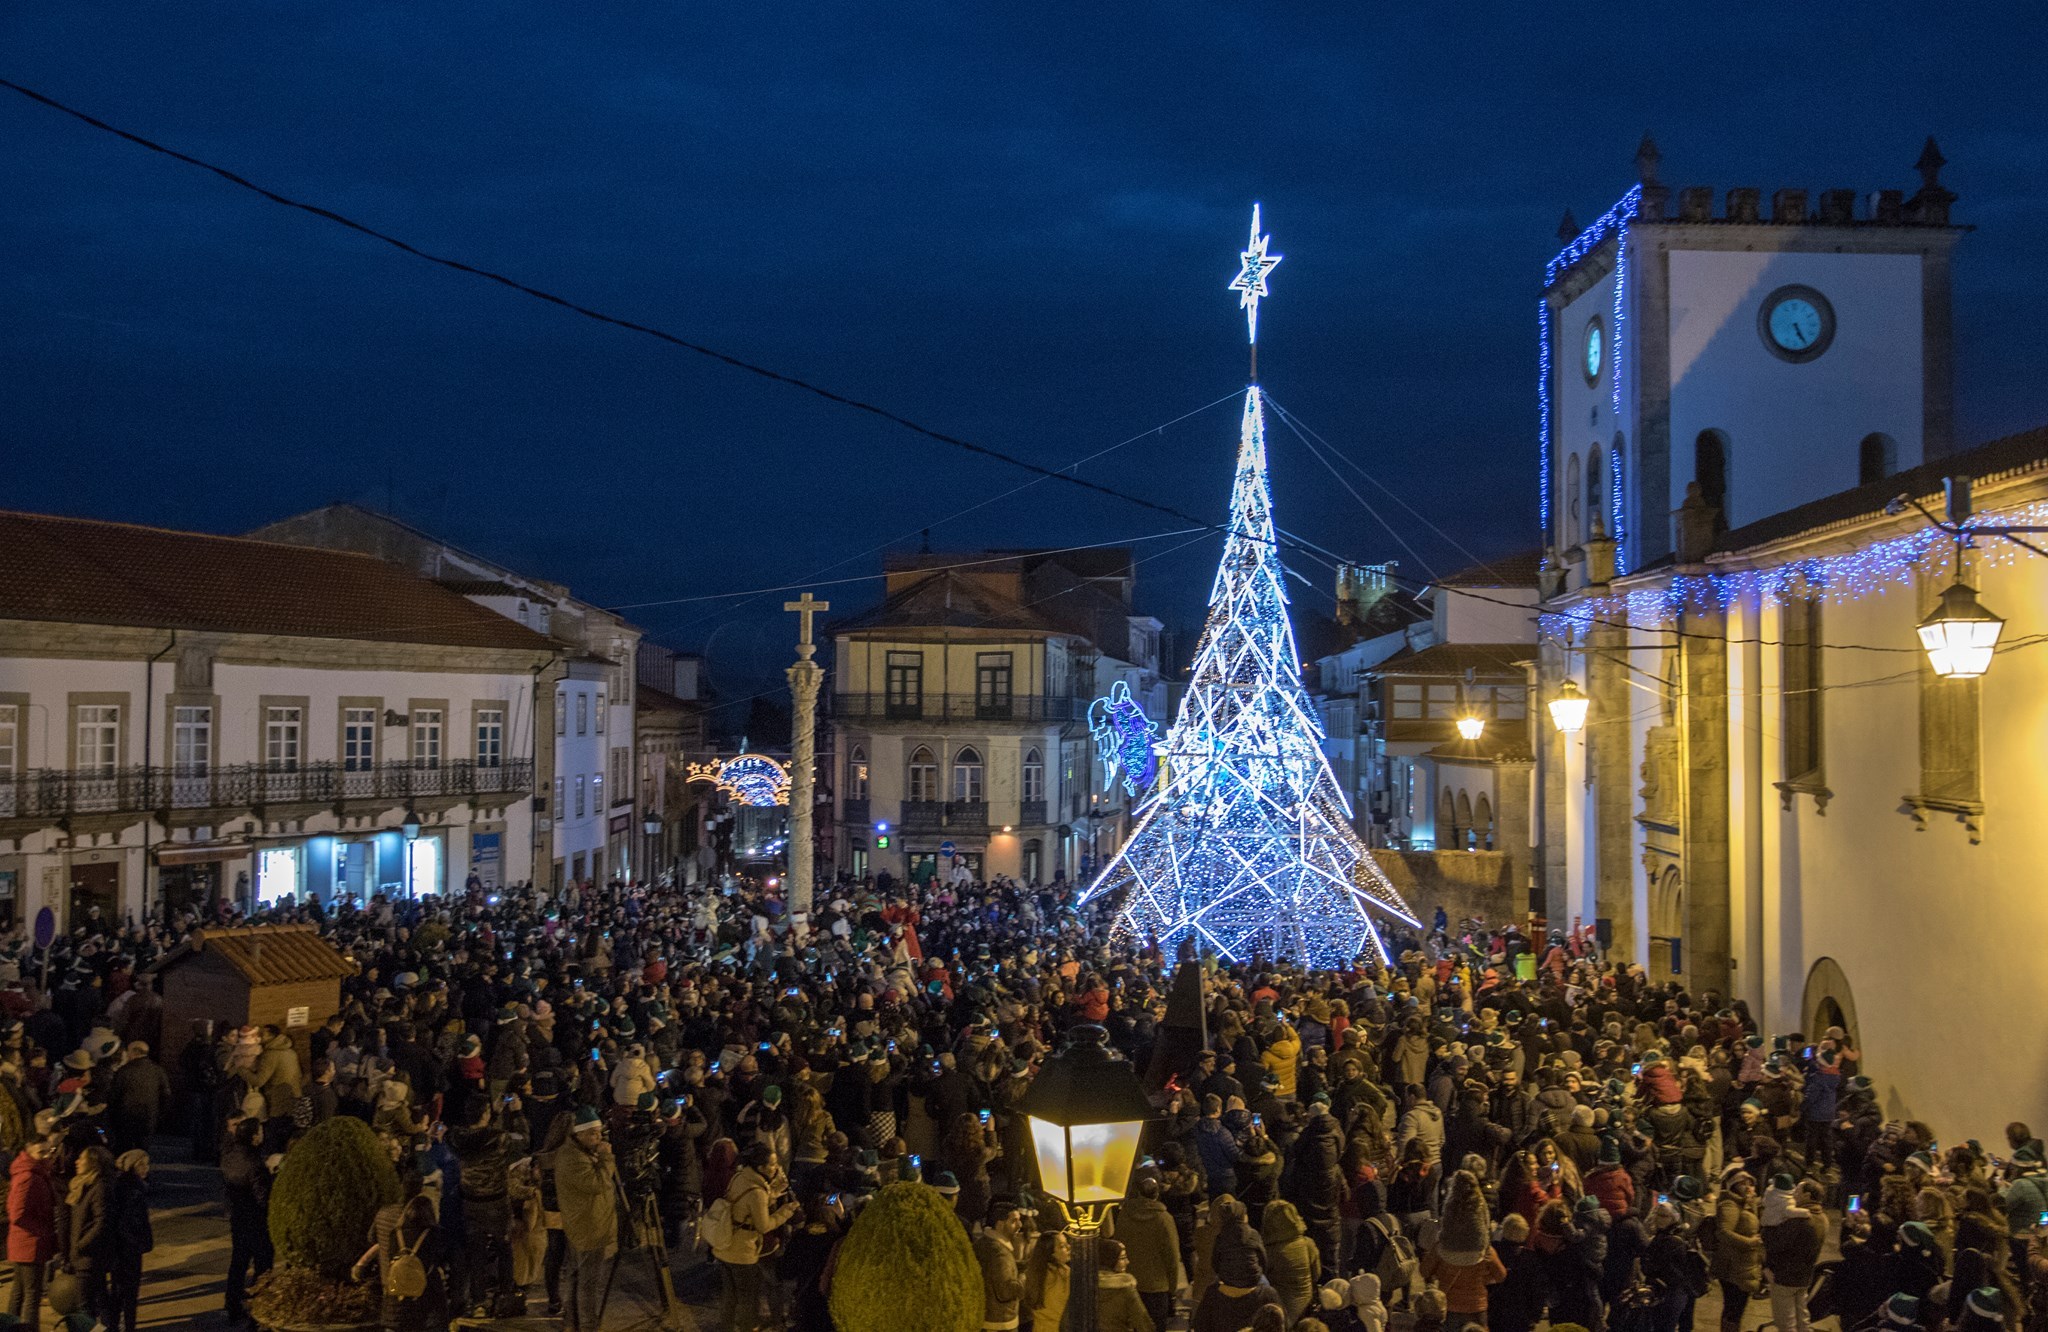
[{"x1": 6, "y1": 4, "x2": 2044, "y2": 690}]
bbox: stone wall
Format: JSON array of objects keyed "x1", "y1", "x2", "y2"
[{"x1": 1374, "y1": 849, "x2": 1522, "y2": 934}]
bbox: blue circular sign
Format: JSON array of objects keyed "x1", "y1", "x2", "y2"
[
  {"x1": 939, "y1": 841, "x2": 956, "y2": 857},
  {"x1": 32, "y1": 907, "x2": 55, "y2": 949}
]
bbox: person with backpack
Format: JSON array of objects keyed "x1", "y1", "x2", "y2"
[
  {"x1": 706, "y1": 1139, "x2": 799, "y2": 1332},
  {"x1": 354, "y1": 1166, "x2": 449, "y2": 1332}
]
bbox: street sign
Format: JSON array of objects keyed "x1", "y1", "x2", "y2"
[
  {"x1": 32, "y1": 908, "x2": 54, "y2": 950},
  {"x1": 939, "y1": 841, "x2": 956, "y2": 857}
]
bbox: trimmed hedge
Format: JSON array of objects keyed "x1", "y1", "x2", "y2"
[
  {"x1": 268, "y1": 1116, "x2": 401, "y2": 1277},
  {"x1": 829, "y1": 1181, "x2": 983, "y2": 1332}
]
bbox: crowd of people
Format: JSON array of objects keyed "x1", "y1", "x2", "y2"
[{"x1": 0, "y1": 874, "x2": 2041, "y2": 1332}]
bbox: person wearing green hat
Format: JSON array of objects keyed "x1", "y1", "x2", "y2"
[
  {"x1": 1708, "y1": 1171, "x2": 1764, "y2": 1332},
  {"x1": 555, "y1": 1106, "x2": 619, "y2": 1332},
  {"x1": 1763, "y1": 1178, "x2": 1826, "y2": 1332},
  {"x1": 2002, "y1": 1145, "x2": 2048, "y2": 1267}
]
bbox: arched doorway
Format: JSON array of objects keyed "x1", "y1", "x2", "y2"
[
  {"x1": 1648, "y1": 865, "x2": 1684, "y2": 982},
  {"x1": 1801, "y1": 957, "x2": 1862, "y2": 1054}
]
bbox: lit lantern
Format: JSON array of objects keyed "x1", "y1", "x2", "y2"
[
  {"x1": 1548, "y1": 679, "x2": 1590, "y2": 734},
  {"x1": 1019, "y1": 1024, "x2": 1152, "y2": 1218},
  {"x1": 1917, "y1": 581, "x2": 2005, "y2": 679},
  {"x1": 1455, "y1": 716, "x2": 1485, "y2": 741}
]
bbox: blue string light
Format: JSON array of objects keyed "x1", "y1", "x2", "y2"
[
  {"x1": 1536, "y1": 503, "x2": 2046, "y2": 634},
  {"x1": 1081, "y1": 389, "x2": 1418, "y2": 967},
  {"x1": 1541, "y1": 186, "x2": 1642, "y2": 565},
  {"x1": 1538, "y1": 298, "x2": 1554, "y2": 537}
]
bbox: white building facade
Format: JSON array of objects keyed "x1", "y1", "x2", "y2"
[
  {"x1": 248, "y1": 505, "x2": 642, "y2": 889},
  {"x1": 0, "y1": 512, "x2": 553, "y2": 929}
]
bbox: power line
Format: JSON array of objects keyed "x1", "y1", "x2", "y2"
[{"x1": 0, "y1": 77, "x2": 1226, "y2": 533}]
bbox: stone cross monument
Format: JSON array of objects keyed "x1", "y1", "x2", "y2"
[{"x1": 783, "y1": 592, "x2": 828, "y2": 916}]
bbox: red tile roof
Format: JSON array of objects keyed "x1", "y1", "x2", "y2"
[{"x1": 0, "y1": 510, "x2": 556, "y2": 651}]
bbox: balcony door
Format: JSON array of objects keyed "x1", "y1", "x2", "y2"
[{"x1": 976, "y1": 653, "x2": 1013, "y2": 720}]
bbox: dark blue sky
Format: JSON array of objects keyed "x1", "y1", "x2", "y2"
[{"x1": 6, "y1": 4, "x2": 2044, "y2": 683}]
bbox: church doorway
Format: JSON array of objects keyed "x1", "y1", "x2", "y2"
[{"x1": 1801, "y1": 957, "x2": 1862, "y2": 1055}]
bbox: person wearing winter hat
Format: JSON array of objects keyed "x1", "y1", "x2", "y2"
[
  {"x1": 1879, "y1": 1293, "x2": 1925, "y2": 1332},
  {"x1": 1764, "y1": 1179, "x2": 1827, "y2": 1332},
  {"x1": 1585, "y1": 1136, "x2": 1634, "y2": 1218},
  {"x1": 1957, "y1": 1287, "x2": 2008, "y2": 1332},
  {"x1": 1891, "y1": 1221, "x2": 1945, "y2": 1300},
  {"x1": 1709, "y1": 1170, "x2": 1764, "y2": 1332},
  {"x1": 1423, "y1": 1170, "x2": 1505, "y2": 1330}
]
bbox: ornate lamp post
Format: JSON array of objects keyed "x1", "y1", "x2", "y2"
[{"x1": 1018, "y1": 1025, "x2": 1154, "y2": 1332}]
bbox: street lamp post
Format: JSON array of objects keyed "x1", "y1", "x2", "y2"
[
  {"x1": 1018, "y1": 1024, "x2": 1154, "y2": 1332},
  {"x1": 1548, "y1": 679, "x2": 1589, "y2": 734},
  {"x1": 642, "y1": 813, "x2": 662, "y2": 883}
]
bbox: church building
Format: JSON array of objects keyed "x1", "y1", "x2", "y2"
[{"x1": 1535, "y1": 139, "x2": 2048, "y2": 1141}]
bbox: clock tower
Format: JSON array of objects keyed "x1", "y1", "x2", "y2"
[{"x1": 1540, "y1": 136, "x2": 1964, "y2": 580}]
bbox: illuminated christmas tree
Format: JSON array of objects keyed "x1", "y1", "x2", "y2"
[{"x1": 1081, "y1": 208, "x2": 1417, "y2": 966}]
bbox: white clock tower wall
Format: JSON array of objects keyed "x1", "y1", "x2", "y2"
[
  {"x1": 1541, "y1": 146, "x2": 1962, "y2": 574},
  {"x1": 1663, "y1": 247, "x2": 1926, "y2": 533}
]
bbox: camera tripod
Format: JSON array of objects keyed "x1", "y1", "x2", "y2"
[{"x1": 597, "y1": 1185, "x2": 694, "y2": 1331}]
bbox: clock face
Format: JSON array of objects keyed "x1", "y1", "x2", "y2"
[
  {"x1": 1759, "y1": 285, "x2": 1835, "y2": 362},
  {"x1": 1583, "y1": 319, "x2": 1603, "y2": 382}
]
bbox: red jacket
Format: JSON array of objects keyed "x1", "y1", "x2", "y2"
[
  {"x1": 1585, "y1": 1165, "x2": 1635, "y2": 1218},
  {"x1": 8, "y1": 1150, "x2": 56, "y2": 1263}
]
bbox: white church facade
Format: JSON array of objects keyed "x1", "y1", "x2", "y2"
[{"x1": 1535, "y1": 139, "x2": 2048, "y2": 1142}]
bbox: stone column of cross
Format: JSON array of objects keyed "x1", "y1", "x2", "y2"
[{"x1": 784, "y1": 593, "x2": 830, "y2": 915}]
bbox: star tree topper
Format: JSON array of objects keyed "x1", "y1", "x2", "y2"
[{"x1": 1229, "y1": 202, "x2": 1282, "y2": 350}]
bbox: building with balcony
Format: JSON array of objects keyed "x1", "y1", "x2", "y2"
[
  {"x1": 0, "y1": 510, "x2": 555, "y2": 928},
  {"x1": 827, "y1": 547, "x2": 1168, "y2": 886},
  {"x1": 248, "y1": 504, "x2": 641, "y2": 888}
]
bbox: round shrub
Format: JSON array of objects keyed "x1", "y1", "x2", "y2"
[
  {"x1": 829, "y1": 1180, "x2": 982, "y2": 1332},
  {"x1": 268, "y1": 1115, "x2": 400, "y2": 1277}
]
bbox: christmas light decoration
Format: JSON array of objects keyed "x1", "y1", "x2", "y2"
[
  {"x1": 1229, "y1": 204, "x2": 1282, "y2": 348},
  {"x1": 684, "y1": 753, "x2": 790, "y2": 807},
  {"x1": 1081, "y1": 387, "x2": 1418, "y2": 967},
  {"x1": 1088, "y1": 680, "x2": 1160, "y2": 797},
  {"x1": 1537, "y1": 499, "x2": 2048, "y2": 638},
  {"x1": 1538, "y1": 186, "x2": 1641, "y2": 564}
]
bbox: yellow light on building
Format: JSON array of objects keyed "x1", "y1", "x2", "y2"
[
  {"x1": 1455, "y1": 715, "x2": 1485, "y2": 741},
  {"x1": 1548, "y1": 679, "x2": 1590, "y2": 734},
  {"x1": 1917, "y1": 581, "x2": 2004, "y2": 679}
]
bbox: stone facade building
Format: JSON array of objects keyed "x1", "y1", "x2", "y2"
[{"x1": 827, "y1": 549, "x2": 1167, "y2": 886}]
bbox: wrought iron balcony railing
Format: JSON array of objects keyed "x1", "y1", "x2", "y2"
[
  {"x1": 1018, "y1": 799, "x2": 1048, "y2": 826},
  {"x1": 0, "y1": 759, "x2": 534, "y2": 821}
]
